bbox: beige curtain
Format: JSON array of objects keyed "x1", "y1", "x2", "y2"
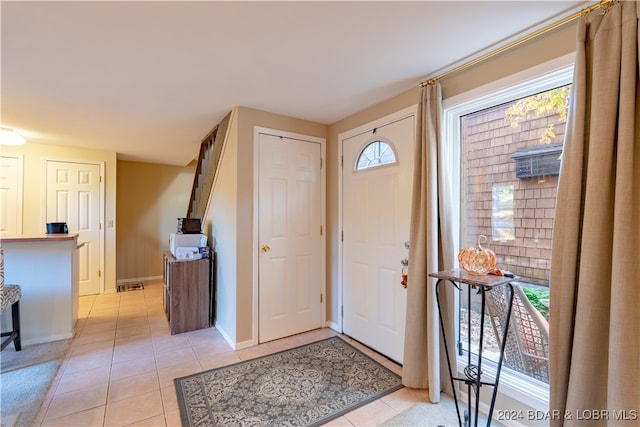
[
  {"x1": 550, "y1": 2, "x2": 639, "y2": 426},
  {"x1": 402, "y1": 83, "x2": 456, "y2": 403}
]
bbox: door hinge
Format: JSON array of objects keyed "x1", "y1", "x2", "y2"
[
  {"x1": 98, "y1": 270, "x2": 102, "y2": 278},
  {"x1": 320, "y1": 158, "x2": 323, "y2": 169},
  {"x1": 341, "y1": 305, "x2": 344, "y2": 317},
  {"x1": 320, "y1": 225, "x2": 323, "y2": 235},
  {"x1": 320, "y1": 293, "x2": 323, "y2": 304},
  {"x1": 341, "y1": 231, "x2": 344, "y2": 242},
  {"x1": 341, "y1": 156, "x2": 344, "y2": 168}
]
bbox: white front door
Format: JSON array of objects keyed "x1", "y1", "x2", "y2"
[
  {"x1": 46, "y1": 161, "x2": 101, "y2": 296},
  {"x1": 0, "y1": 155, "x2": 23, "y2": 235},
  {"x1": 342, "y1": 113, "x2": 415, "y2": 363},
  {"x1": 258, "y1": 133, "x2": 323, "y2": 343}
]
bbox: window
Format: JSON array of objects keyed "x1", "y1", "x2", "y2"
[
  {"x1": 443, "y1": 57, "x2": 574, "y2": 408},
  {"x1": 461, "y1": 85, "x2": 570, "y2": 286},
  {"x1": 355, "y1": 140, "x2": 397, "y2": 170}
]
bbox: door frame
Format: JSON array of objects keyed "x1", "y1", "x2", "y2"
[
  {"x1": 252, "y1": 126, "x2": 327, "y2": 346},
  {"x1": 337, "y1": 105, "x2": 417, "y2": 333},
  {"x1": 41, "y1": 157, "x2": 106, "y2": 295}
]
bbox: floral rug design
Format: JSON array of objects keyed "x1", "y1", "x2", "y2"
[{"x1": 174, "y1": 336, "x2": 403, "y2": 427}]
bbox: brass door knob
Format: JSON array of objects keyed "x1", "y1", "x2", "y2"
[{"x1": 261, "y1": 245, "x2": 271, "y2": 253}]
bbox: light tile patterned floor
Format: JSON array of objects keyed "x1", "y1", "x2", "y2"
[{"x1": 33, "y1": 280, "x2": 428, "y2": 426}]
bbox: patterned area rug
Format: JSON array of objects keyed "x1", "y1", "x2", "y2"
[
  {"x1": 117, "y1": 282, "x2": 144, "y2": 292},
  {"x1": 174, "y1": 336, "x2": 403, "y2": 426}
]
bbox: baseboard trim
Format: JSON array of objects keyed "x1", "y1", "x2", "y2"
[
  {"x1": 214, "y1": 323, "x2": 234, "y2": 348},
  {"x1": 328, "y1": 321, "x2": 340, "y2": 332},
  {"x1": 234, "y1": 339, "x2": 255, "y2": 350},
  {"x1": 22, "y1": 332, "x2": 73, "y2": 347},
  {"x1": 216, "y1": 323, "x2": 340, "y2": 351}
]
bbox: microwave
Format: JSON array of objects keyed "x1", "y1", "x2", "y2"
[{"x1": 177, "y1": 218, "x2": 201, "y2": 234}]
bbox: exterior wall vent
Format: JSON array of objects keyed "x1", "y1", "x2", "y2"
[{"x1": 511, "y1": 143, "x2": 563, "y2": 179}]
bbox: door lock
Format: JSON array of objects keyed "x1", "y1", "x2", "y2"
[{"x1": 261, "y1": 245, "x2": 271, "y2": 253}]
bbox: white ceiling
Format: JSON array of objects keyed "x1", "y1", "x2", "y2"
[{"x1": 1, "y1": 1, "x2": 588, "y2": 166}]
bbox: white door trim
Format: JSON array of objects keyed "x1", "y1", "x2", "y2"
[
  {"x1": 337, "y1": 105, "x2": 417, "y2": 333},
  {"x1": 252, "y1": 126, "x2": 326, "y2": 346},
  {"x1": 41, "y1": 158, "x2": 105, "y2": 295}
]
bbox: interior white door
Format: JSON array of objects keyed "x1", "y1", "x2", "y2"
[
  {"x1": 258, "y1": 133, "x2": 323, "y2": 343},
  {"x1": 342, "y1": 114, "x2": 414, "y2": 363},
  {"x1": 46, "y1": 161, "x2": 101, "y2": 296},
  {"x1": 0, "y1": 155, "x2": 23, "y2": 235}
]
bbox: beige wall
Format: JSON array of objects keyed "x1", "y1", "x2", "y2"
[
  {"x1": 0, "y1": 142, "x2": 118, "y2": 293},
  {"x1": 439, "y1": 22, "x2": 576, "y2": 99},
  {"x1": 205, "y1": 111, "x2": 239, "y2": 343},
  {"x1": 116, "y1": 160, "x2": 196, "y2": 282},
  {"x1": 324, "y1": 22, "x2": 577, "y2": 418},
  {"x1": 5, "y1": 15, "x2": 576, "y2": 415},
  {"x1": 103, "y1": 22, "x2": 577, "y2": 414},
  {"x1": 2, "y1": 16, "x2": 578, "y2": 350},
  {"x1": 326, "y1": 21, "x2": 577, "y2": 327},
  {"x1": 208, "y1": 106, "x2": 328, "y2": 345},
  {"x1": 236, "y1": 107, "x2": 328, "y2": 344}
]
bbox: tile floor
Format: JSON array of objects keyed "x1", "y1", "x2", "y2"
[{"x1": 33, "y1": 280, "x2": 429, "y2": 426}]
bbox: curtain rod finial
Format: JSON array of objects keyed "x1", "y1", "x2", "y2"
[{"x1": 419, "y1": 79, "x2": 438, "y2": 87}]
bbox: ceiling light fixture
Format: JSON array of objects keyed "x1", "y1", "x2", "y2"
[{"x1": 0, "y1": 128, "x2": 27, "y2": 146}]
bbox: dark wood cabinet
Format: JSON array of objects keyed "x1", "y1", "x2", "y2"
[{"x1": 163, "y1": 252, "x2": 210, "y2": 335}]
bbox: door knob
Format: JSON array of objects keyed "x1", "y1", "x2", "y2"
[{"x1": 261, "y1": 245, "x2": 271, "y2": 253}]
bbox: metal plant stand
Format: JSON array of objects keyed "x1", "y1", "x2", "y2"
[{"x1": 429, "y1": 268, "x2": 518, "y2": 427}]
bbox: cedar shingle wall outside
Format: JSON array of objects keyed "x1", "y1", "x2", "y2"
[{"x1": 462, "y1": 102, "x2": 565, "y2": 285}]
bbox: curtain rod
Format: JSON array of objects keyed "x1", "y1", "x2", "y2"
[{"x1": 420, "y1": 0, "x2": 615, "y2": 87}]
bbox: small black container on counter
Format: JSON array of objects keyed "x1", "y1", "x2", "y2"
[{"x1": 46, "y1": 222, "x2": 68, "y2": 234}]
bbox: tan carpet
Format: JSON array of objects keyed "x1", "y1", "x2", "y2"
[
  {"x1": 0, "y1": 339, "x2": 70, "y2": 427},
  {"x1": 378, "y1": 393, "x2": 496, "y2": 427}
]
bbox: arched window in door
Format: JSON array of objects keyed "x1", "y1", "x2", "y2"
[{"x1": 355, "y1": 140, "x2": 397, "y2": 171}]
